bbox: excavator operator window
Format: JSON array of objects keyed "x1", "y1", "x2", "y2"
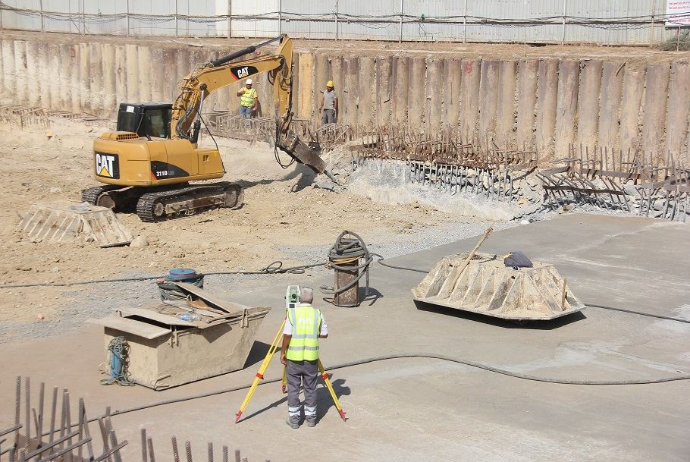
[
  {"x1": 116, "y1": 103, "x2": 172, "y2": 139},
  {"x1": 144, "y1": 109, "x2": 171, "y2": 139}
]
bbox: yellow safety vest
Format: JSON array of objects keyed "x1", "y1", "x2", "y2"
[
  {"x1": 286, "y1": 304, "x2": 321, "y2": 362},
  {"x1": 240, "y1": 87, "x2": 257, "y2": 107}
]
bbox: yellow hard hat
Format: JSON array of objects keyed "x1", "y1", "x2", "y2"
[{"x1": 327, "y1": 80, "x2": 334, "y2": 87}]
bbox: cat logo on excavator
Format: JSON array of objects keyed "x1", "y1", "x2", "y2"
[{"x1": 95, "y1": 153, "x2": 119, "y2": 179}]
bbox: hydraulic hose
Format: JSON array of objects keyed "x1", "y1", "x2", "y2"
[{"x1": 91, "y1": 353, "x2": 690, "y2": 422}]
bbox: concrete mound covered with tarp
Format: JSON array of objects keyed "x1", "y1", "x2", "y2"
[
  {"x1": 17, "y1": 201, "x2": 133, "y2": 247},
  {"x1": 412, "y1": 253, "x2": 584, "y2": 321}
]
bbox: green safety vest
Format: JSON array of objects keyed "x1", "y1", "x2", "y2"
[
  {"x1": 240, "y1": 88, "x2": 257, "y2": 107},
  {"x1": 286, "y1": 304, "x2": 321, "y2": 362}
]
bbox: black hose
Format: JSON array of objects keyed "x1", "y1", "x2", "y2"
[
  {"x1": 371, "y1": 253, "x2": 428, "y2": 273},
  {"x1": 0, "y1": 261, "x2": 327, "y2": 289},
  {"x1": 92, "y1": 353, "x2": 690, "y2": 422}
]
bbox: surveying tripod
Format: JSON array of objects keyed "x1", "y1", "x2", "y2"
[{"x1": 235, "y1": 317, "x2": 347, "y2": 423}]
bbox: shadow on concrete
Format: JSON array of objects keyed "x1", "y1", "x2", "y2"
[
  {"x1": 242, "y1": 395, "x2": 288, "y2": 422},
  {"x1": 316, "y1": 377, "x2": 351, "y2": 422},
  {"x1": 360, "y1": 286, "x2": 383, "y2": 306},
  {"x1": 413, "y1": 300, "x2": 587, "y2": 330},
  {"x1": 243, "y1": 341, "x2": 273, "y2": 368},
  {"x1": 239, "y1": 376, "x2": 351, "y2": 424}
]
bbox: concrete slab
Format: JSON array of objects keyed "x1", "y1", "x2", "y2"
[{"x1": 0, "y1": 214, "x2": 689, "y2": 461}]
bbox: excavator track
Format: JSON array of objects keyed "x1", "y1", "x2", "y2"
[
  {"x1": 81, "y1": 185, "x2": 126, "y2": 206},
  {"x1": 136, "y1": 182, "x2": 244, "y2": 222}
]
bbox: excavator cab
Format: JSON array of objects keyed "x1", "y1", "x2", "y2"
[{"x1": 116, "y1": 103, "x2": 173, "y2": 139}]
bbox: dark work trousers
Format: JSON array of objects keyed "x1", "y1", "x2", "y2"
[
  {"x1": 321, "y1": 109, "x2": 336, "y2": 125},
  {"x1": 287, "y1": 359, "x2": 319, "y2": 418}
]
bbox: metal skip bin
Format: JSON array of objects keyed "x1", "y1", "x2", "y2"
[
  {"x1": 91, "y1": 283, "x2": 270, "y2": 390},
  {"x1": 412, "y1": 253, "x2": 584, "y2": 321}
]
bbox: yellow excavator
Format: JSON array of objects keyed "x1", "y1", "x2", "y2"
[{"x1": 82, "y1": 35, "x2": 334, "y2": 222}]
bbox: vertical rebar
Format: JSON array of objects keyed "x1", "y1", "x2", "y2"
[
  {"x1": 222, "y1": 446, "x2": 228, "y2": 462},
  {"x1": 126, "y1": 0, "x2": 130, "y2": 36},
  {"x1": 141, "y1": 428, "x2": 148, "y2": 462},
  {"x1": 207, "y1": 442, "x2": 213, "y2": 462},
  {"x1": 185, "y1": 441, "x2": 193, "y2": 462},
  {"x1": 24, "y1": 377, "x2": 30, "y2": 452},
  {"x1": 399, "y1": 0, "x2": 403, "y2": 43},
  {"x1": 463, "y1": 0, "x2": 467, "y2": 43},
  {"x1": 147, "y1": 438, "x2": 156, "y2": 462},
  {"x1": 37, "y1": 382, "x2": 45, "y2": 448},
  {"x1": 109, "y1": 431, "x2": 123, "y2": 462},
  {"x1": 97, "y1": 419, "x2": 111, "y2": 462},
  {"x1": 172, "y1": 437, "x2": 180, "y2": 462},
  {"x1": 234, "y1": 450, "x2": 241, "y2": 462},
  {"x1": 561, "y1": 0, "x2": 567, "y2": 45},
  {"x1": 14, "y1": 377, "x2": 21, "y2": 448},
  {"x1": 39, "y1": 0, "x2": 45, "y2": 32},
  {"x1": 79, "y1": 400, "x2": 95, "y2": 460},
  {"x1": 48, "y1": 387, "x2": 57, "y2": 444}
]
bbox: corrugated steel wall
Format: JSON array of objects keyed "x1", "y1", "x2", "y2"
[{"x1": 0, "y1": 0, "x2": 678, "y2": 44}]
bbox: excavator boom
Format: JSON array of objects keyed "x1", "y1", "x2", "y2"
[
  {"x1": 82, "y1": 34, "x2": 332, "y2": 222},
  {"x1": 171, "y1": 35, "x2": 330, "y2": 176}
]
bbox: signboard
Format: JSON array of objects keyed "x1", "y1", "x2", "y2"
[{"x1": 666, "y1": 1, "x2": 690, "y2": 27}]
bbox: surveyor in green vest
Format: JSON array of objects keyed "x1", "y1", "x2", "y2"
[
  {"x1": 236, "y1": 78, "x2": 258, "y2": 128},
  {"x1": 280, "y1": 287, "x2": 328, "y2": 429}
]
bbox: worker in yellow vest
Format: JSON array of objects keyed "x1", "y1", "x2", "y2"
[
  {"x1": 280, "y1": 287, "x2": 328, "y2": 429},
  {"x1": 236, "y1": 78, "x2": 258, "y2": 127}
]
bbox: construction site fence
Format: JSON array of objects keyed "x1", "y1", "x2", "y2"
[{"x1": 0, "y1": 0, "x2": 688, "y2": 46}]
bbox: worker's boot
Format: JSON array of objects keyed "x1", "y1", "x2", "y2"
[
  {"x1": 305, "y1": 416, "x2": 317, "y2": 428},
  {"x1": 286, "y1": 415, "x2": 300, "y2": 429}
]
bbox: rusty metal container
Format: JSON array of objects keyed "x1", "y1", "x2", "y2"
[{"x1": 412, "y1": 252, "x2": 584, "y2": 321}]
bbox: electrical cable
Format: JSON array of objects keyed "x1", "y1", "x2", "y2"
[
  {"x1": 89, "y1": 352, "x2": 690, "y2": 422},
  {"x1": 0, "y1": 261, "x2": 327, "y2": 289}
]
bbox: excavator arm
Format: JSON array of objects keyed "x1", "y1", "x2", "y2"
[{"x1": 171, "y1": 35, "x2": 333, "y2": 179}]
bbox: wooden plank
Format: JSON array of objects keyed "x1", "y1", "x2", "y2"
[
  {"x1": 555, "y1": 59, "x2": 579, "y2": 158},
  {"x1": 577, "y1": 59, "x2": 602, "y2": 151},
  {"x1": 598, "y1": 61, "x2": 624, "y2": 151},
  {"x1": 619, "y1": 64, "x2": 645, "y2": 154},
  {"x1": 341, "y1": 55, "x2": 359, "y2": 128},
  {"x1": 314, "y1": 53, "x2": 329, "y2": 119},
  {"x1": 87, "y1": 317, "x2": 170, "y2": 340},
  {"x1": 297, "y1": 52, "x2": 314, "y2": 120},
  {"x1": 443, "y1": 58, "x2": 462, "y2": 130},
  {"x1": 536, "y1": 59, "x2": 559, "y2": 160},
  {"x1": 88, "y1": 43, "x2": 104, "y2": 116},
  {"x1": 460, "y1": 59, "x2": 481, "y2": 143},
  {"x1": 665, "y1": 62, "x2": 690, "y2": 161},
  {"x1": 408, "y1": 57, "x2": 426, "y2": 129},
  {"x1": 642, "y1": 63, "x2": 670, "y2": 159},
  {"x1": 375, "y1": 56, "x2": 392, "y2": 127},
  {"x1": 496, "y1": 60, "x2": 517, "y2": 147},
  {"x1": 516, "y1": 59, "x2": 538, "y2": 150},
  {"x1": 427, "y1": 58, "x2": 444, "y2": 132},
  {"x1": 102, "y1": 44, "x2": 117, "y2": 117},
  {"x1": 121, "y1": 308, "x2": 196, "y2": 327},
  {"x1": 358, "y1": 56, "x2": 376, "y2": 129},
  {"x1": 392, "y1": 56, "x2": 409, "y2": 127},
  {"x1": 479, "y1": 60, "x2": 499, "y2": 146},
  {"x1": 174, "y1": 282, "x2": 252, "y2": 315}
]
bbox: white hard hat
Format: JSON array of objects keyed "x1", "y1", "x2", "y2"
[{"x1": 246, "y1": 78, "x2": 253, "y2": 85}]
